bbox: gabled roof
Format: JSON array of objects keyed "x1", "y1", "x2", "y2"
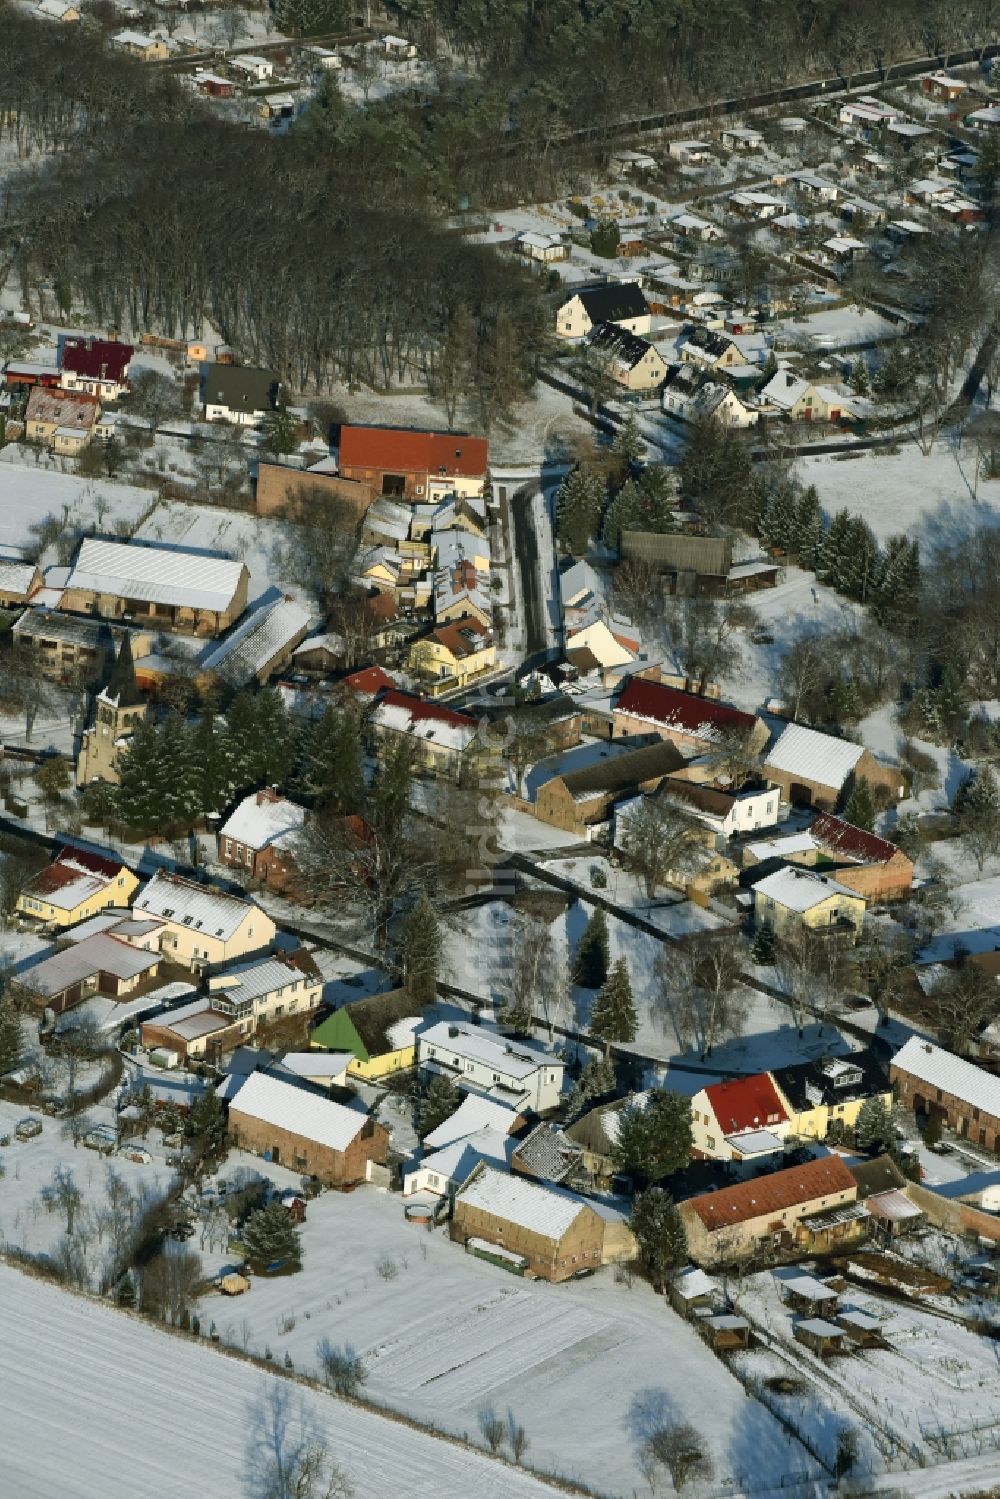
[
  {"x1": 809, "y1": 812, "x2": 907, "y2": 867},
  {"x1": 764, "y1": 722, "x2": 864, "y2": 790},
  {"x1": 203, "y1": 363, "x2": 278, "y2": 415},
  {"x1": 891, "y1": 1037, "x2": 1000, "y2": 1120},
  {"x1": 419, "y1": 1022, "x2": 558, "y2": 1081},
  {"x1": 685, "y1": 1155, "x2": 857, "y2": 1230},
  {"x1": 311, "y1": 988, "x2": 422, "y2": 1060},
  {"x1": 371, "y1": 690, "x2": 478, "y2": 752},
  {"x1": 200, "y1": 596, "x2": 311, "y2": 681},
  {"x1": 22, "y1": 849, "x2": 128, "y2": 911},
  {"x1": 456, "y1": 1164, "x2": 590, "y2": 1240},
  {"x1": 133, "y1": 870, "x2": 266, "y2": 942},
  {"x1": 423, "y1": 1094, "x2": 522, "y2": 1149},
  {"x1": 0, "y1": 559, "x2": 40, "y2": 598},
  {"x1": 19, "y1": 932, "x2": 159, "y2": 998},
  {"x1": 754, "y1": 866, "x2": 862, "y2": 912},
  {"x1": 228, "y1": 1069, "x2": 369, "y2": 1152},
  {"x1": 615, "y1": 679, "x2": 757, "y2": 743},
  {"x1": 339, "y1": 425, "x2": 488, "y2": 480},
  {"x1": 340, "y1": 665, "x2": 395, "y2": 700},
  {"x1": 558, "y1": 739, "x2": 684, "y2": 800},
  {"x1": 220, "y1": 790, "x2": 305, "y2": 851},
  {"x1": 569, "y1": 282, "x2": 650, "y2": 324},
  {"x1": 25, "y1": 387, "x2": 98, "y2": 429},
  {"x1": 771, "y1": 1049, "x2": 887, "y2": 1113},
  {"x1": 427, "y1": 615, "x2": 491, "y2": 659},
  {"x1": 588, "y1": 321, "x2": 657, "y2": 368},
  {"x1": 60, "y1": 337, "x2": 133, "y2": 383},
  {"x1": 704, "y1": 1074, "x2": 787, "y2": 1133},
  {"x1": 65, "y1": 537, "x2": 246, "y2": 614}
]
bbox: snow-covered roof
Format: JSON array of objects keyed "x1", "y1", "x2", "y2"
[
  {"x1": 781, "y1": 1272, "x2": 838, "y2": 1301},
  {"x1": 456, "y1": 1165, "x2": 587, "y2": 1240},
  {"x1": 277, "y1": 1051, "x2": 353, "y2": 1080},
  {"x1": 133, "y1": 870, "x2": 265, "y2": 941},
  {"x1": 764, "y1": 722, "x2": 864, "y2": 790},
  {"x1": 745, "y1": 831, "x2": 817, "y2": 862},
  {"x1": 211, "y1": 954, "x2": 317, "y2": 1005},
  {"x1": 891, "y1": 1037, "x2": 1000, "y2": 1120},
  {"x1": 867, "y1": 1188, "x2": 922, "y2": 1223},
  {"x1": 65, "y1": 537, "x2": 245, "y2": 614},
  {"x1": 0, "y1": 559, "x2": 38, "y2": 595},
  {"x1": 419, "y1": 1022, "x2": 559, "y2": 1081},
  {"x1": 412, "y1": 1127, "x2": 513, "y2": 1185},
  {"x1": 371, "y1": 692, "x2": 478, "y2": 753},
  {"x1": 423, "y1": 1093, "x2": 522, "y2": 1149},
  {"x1": 200, "y1": 597, "x2": 311, "y2": 681},
  {"x1": 21, "y1": 933, "x2": 160, "y2": 997},
  {"x1": 227, "y1": 1069, "x2": 368, "y2": 1151},
  {"x1": 672, "y1": 1265, "x2": 717, "y2": 1301},
  {"x1": 797, "y1": 1318, "x2": 842, "y2": 1338},
  {"x1": 220, "y1": 790, "x2": 305, "y2": 851},
  {"x1": 726, "y1": 1128, "x2": 784, "y2": 1157},
  {"x1": 754, "y1": 867, "x2": 861, "y2": 912}
]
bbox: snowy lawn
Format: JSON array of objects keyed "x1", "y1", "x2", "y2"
[
  {"x1": 0, "y1": 456, "x2": 154, "y2": 557},
  {"x1": 195, "y1": 1183, "x2": 814, "y2": 1497},
  {"x1": 0, "y1": 1261, "x2": 569, "y2": 1499}
]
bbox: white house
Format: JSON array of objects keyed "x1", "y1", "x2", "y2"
[
  {"x1": 790, "y1": 171, "x2": 840, "y2": 203},
  {"x1": 662, "y1": 364, "x2": 757, "y2": 427},
  {"x1": 418, "y1": 1022, "x2": 565, "y2": 1113},
  {"x1": 556, "y1": 283, "x2": 651, "y2": 340},
  {"x1": 229, "y1": 54, "x2": 274, "y2": 83},
  {"x1": 206, "y1": 952, "x2": 323, "y2": 1029},
  {"x1": 402, "y1": 1127, "x2": 514, "y2": 1198},
  {"x1": 722, "y1": 125, "x2": 764, "y2": 150},
  {"x1": 655, "y1": 777, "x2": 781, "y2": 837},
  {"x1": 515, "y1": 231, "x2": 568, "y2": 263},
  {"x1": 690, "y1": 1074, "x2": 790, "y2": 1163},
  {"x1": 668, "y1": 140, "x2": 713, "y2": 165}
]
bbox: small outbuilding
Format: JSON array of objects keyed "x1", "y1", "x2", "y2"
[{"x1": 794, "y1": 1318, "x2": 847, "y2": 1356}]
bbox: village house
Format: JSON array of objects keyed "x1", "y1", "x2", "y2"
[
  {"x1": 763, "y1": 722, "x2": 903, "y2": 811},
  {"x1": 771, "y1": 1050, "x2": 891, "y2": 1142},
  {"x1": 677, "y1": 327, "x2": 750, "y2": 373},
  {"x1": 192, "y1": 71, "x2": 237, "y2": 99},
  {"x1": 16, "y1": 849, "x2": 139, "y2": 930},
  {"x1": 338, "y1": 425, "x2": 488, "y2": 501},
  {"x1": 35, "y1": 0, "x2": 80, "y2": 18},
  {"x1": 922, "y1": 71, "x2": 966, "y2": 102},
  {"x1": 511, "y1": 1122, "x2": 584, "y2": 1188},
  {"x1": 680, "y1": 1155, "x2": 866, "y2": 1266},
  {"x1": 564, "y1": 1094, "x2": 647, "y2": 1186},
  {"x1": 0, "y1": 558, "x2": 42, "y2": 607},
  {"x1": 403, "y1": 1127, "x2": 514, "y2": 1200},
  {"x1": 655, "y1": 775, "x2": 781, "y2": 838},
  {"x1": 668, "y1": 139, "x2": 713, "y2": 165},
  {"x1": 198, "y1": 596, "x2": 312, "y2": 690},
  {"x1": 419, "y1": 1022, "x2": 565, "y2": 1113},
  {"x1": 514, "y1": 230, "x2": 568, "y2": 263},
  {"x1": 218, "y1": 788, "x2": 306, "y2": 894},
  {"x1": 564, "y1": 618, "x2": 639, "y2": 672},
  {"x1": 141, "y1": 998, "x2": 242, "y2": 1062},
  {"x1": 586, "y1": 322, "x2": 668, "y2": 393},
  {"x1": 612, "y1": 678, "x2": 768, "y2": 757},
  {"x1": 721, "y1": 125, "x2": 763, "y2": 150},
  {"x1": 661, "y1": 364, "x2": 758, "y2": 428},
  {"x1": 111, "y1": 30, "x2": 168, "y2": 60},
  {"x1": 205, "y1": 950, "x2": 323, "y2": 1035},
  {"x1": 203, "y1": 363, "x2": 279, "y2": 425},
  {"x1": 759, "y1": 371, "x2": 854, "y2": 424},
  {"x1": 132, "y1": 870, "x2": 276, "y2": 970},
  {"x1": 670, "y1": 211, "x2": 724, "y2": 242},
  {"x1": 310, "y1": 988, "x2": 423, "y2": 1081},
  {"x1": 728, "y1": 190, "x2": 787, "y2": 220},
  {"x1": 59, "y1": 337, "x2": 133, "y2": 401},
  {"x1": 752, "y1": 867, "x2": 866, "y2": 941},
  {"x1": 555, "y1": 283, "x2": 652, "y2": 340},
  {"x1": 534, "y1": 739, "x2": 685, "y2": 837},
  {"x1": 60, "y1": 536, "x2": 249, "y2": 637},
  {"x1": 369, "y1": 690, "x2": 480, "y2": 781},
  {"x1": 451, "y1": 1165, "x2": 619, "y2": 1281},
  {"x1": 17, "y1": 930, "x2": 162, "y2": 1015},
  {"x1": 891, "y1": 1037, "x2": 1000, "y2": 1152},
  {"x1": 226, "y1": 1070, "x2": 389, "y2": 1186},
  {"x1": 790, "y1": 171, "x2": 840, "y2": 203},
  {"x1": 11, "y1": 609, "x2": 130, "y2": 687},
  {"x1": 690, "y1": 1075, "x2": 790, "y2": 1163},
  {"x1": 805, "y1": 812, "x2": 913, "y2": 900},
  {"x1": 409, "y1": 615, "x2": 496, "y2": 691},
  {"x1": 76, "y1": 635, "x2": 149, "y2": 787},
  {"x1": 24, "y1": 386, "x2": 98, "y2": 454},
  {"x1": 966, "y1": 106, "x2": 1000, "y2": 131},
  {"x1": 612, "y1": 793, "x2": 738, "y2": 896},
  {"x1": 229, "y1": 54, "x2": 274, "y2": 82}
]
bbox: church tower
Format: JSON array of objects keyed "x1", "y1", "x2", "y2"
[{"x1": 76, "y1": 634, "x2": 148, "y2": 786}]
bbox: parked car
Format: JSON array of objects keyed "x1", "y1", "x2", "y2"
[{"x1": 14, "y1": 1117, "x2": 43, "y2": 1141}]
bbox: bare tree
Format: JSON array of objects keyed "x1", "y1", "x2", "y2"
[
  {"x1": 139, "y1": 1246, "x2": 203, "y2": 1325},
  {"x1": 643, "y1": 1421, "x2": 714, "y2": 1493},
  {"x1": 497, "y1": 909, "x2": 566, "y2": 1039},
  {"x1": 41, "y1": 1166, "x2": 82, "y2": 1234},
  {"x1": 659, "y1": 597, "x2": 756, "y2": 695},
  {"x1": 245, "y1": 1383, "x2": 354, "y2": 1499},
  {"x1": 478, "y1": 1405, "x2": 506, "y2": 1454},
  {"x1": 618, "y1": 792, "x2": 705, "y2": 900},
  {"x1": 653, "y1": 936, "x2": 750, "y2": 1059}
]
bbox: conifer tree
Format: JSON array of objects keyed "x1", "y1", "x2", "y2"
[
  {"x1": 191, "y1": 713, "x2": 231, "y2": 818},
  {"x1": 590, "y1": 957, "x2": 637, "y2": 1057},
  {"x1": 817, "y1": 508, "x2": 852, "y2": 590},
  {"x1": 840, "y1": 516, "x2": 880, "y2": 603},
  {"x1": 573, "y1": 907, "x2": 610, "y2": 988},
  {"x1": 418, "y1": 1073, "x2": 459, "y2": 1138},
  {"x1": 760, "y1": 485, "x2": 797, "y2": 554},
  {"x1": 398, "y1": 891, "x2": 442, "y2": 1003},
  {"x1": 556, "y1": 466, "x2": 604, "y2": 554},
  {"x1": 611, "y1": 1090, "x2": 692, "y2": 1186},
  {"x1": 115, "y1": 716, "x2": 168, "y2": 834},
  {"x1": 842, "y1": 776, "x2": 876, "y2": 832},
  {"x1": 793, "y1": 486, "x2": 824, "y2": 570},
  {"x1": 299, "y1": 703, "x2": 364, "y2": 813},
  {"x1": 751, "y1": 922, "x2": 776, "y2": 964},
  {"x1": 612, "y1": 411, "x2": 645, "y2": 465},
  {"x1": 565, "y1": 1055, "x2": 616, "y2": 1120},
  {"x1": 254, "y1": 689, "x2": 299, "y2": 788},
  {"x1": 0, "y1": 999, "x2": 24, "y2": 1076},
  {"x1": 850, "y1": 355, "x2": 869, "y2": 395},
  {"x1": 630, "y1": 1188, "x2": 688, "y2": 1287},
  {"x1": 241, "y1": 1201, "x2": 302, "y2": 1267},
  {"x1": 854, "y1": 1096, "x2": 894, "y2": 1154}
]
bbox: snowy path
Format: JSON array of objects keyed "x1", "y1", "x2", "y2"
[{"x1": 0, "y1": 1264, "x2": 572, "y2": 1499}]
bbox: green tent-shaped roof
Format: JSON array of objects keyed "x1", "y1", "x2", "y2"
[{"x1": 310, "y1": 988, "x2": 419, "y2": 1062}]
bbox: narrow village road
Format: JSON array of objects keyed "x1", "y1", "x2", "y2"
[{"x1": 508, "y1": 485, "x2": 550, "y2": 659}]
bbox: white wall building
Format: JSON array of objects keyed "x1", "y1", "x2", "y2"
[{"x1": 418, "y1": 1023, "x2": 565, "y2": 1113}]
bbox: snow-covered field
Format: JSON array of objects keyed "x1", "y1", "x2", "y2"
[
  {"x1": 0, "y1": 1261, "x2": 569, "y2": 1499},
  {"x1": 194, "y1": 1185, "x2": 813, "y2": 1497},
  {"x1": 133, "y1": 498, "x2": 295, "y2": 606},
  {"x1": 0, "y1": 458, "x2": 154, "y2": 556}
]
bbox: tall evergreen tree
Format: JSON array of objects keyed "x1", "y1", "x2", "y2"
[
  {"x1": 418, "y1": 1073, "x2": 459, "y2": 1138},
  {"x1": 298, "y1": 703, "x2": 364, "y2": 812},
  {"x1": 115, "y1": 716, "x2": 169, "y2": 833},
  {"x1": 611, "y1": 1090, "x2": 692, "y2": 1186},
  {"x1": 760, "y1": 485, "x2": 797, "y2": 554},
  {"x1": 817, "y1": 507, "x2": 852, "y2": 590},
  {"x1": 840, "y1": 516, "x2": 880, "y2": 603},
  {"x1": 398, "y1": 891, "x2": 442, "y2": 1003},
  {"x1": 0, "y1": 999, "x2": 23, "y2": 1075},
  {"x1": 254, "y1": 689, "x2": 299, "y2": 788},
  {"x1": 556, "y1": 466, "x2": 604, "y2": 554},
  {"x1": 191, "y1": 713, "x2": 231, "y2": 817},
  {"x1": 842, "y1": 776, "x2": 876, "y2": 832},
  {"x1": 612, "y1": 411, "x2": 645, "y2": 465},
  {"x1": 630, "y1": 1188, "x2": 688, "y2": 1287},
  {"x1": 793, "y1": 486, "x2": 824, "y2": 570},
  {"x1": 241, "y1": 1201, "x2": 302, "y2": 1267},
  {"x1": 573, "y1": 907, "x2": 610, "y2": 988},
  {"x1": 590, "y1": 957, "x2": 637, "y2": 1057}
]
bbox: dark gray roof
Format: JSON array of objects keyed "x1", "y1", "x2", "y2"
[
  {"x1": 771, "y1": 1049, "x2": 887, "y2": 1114},
  {"x1": 204, "y1": 363, "x2": 278, "y2": 415},
  {"x1": 684, "y1": 326, "x2": 736, "y2": 358},
  {"x1": 512, "y1": 1123, "x2": 583, "y2": 1184},
  {"x1": 588, "y1": 320, "x2": 655, "y2": 367},
  {"x1": 575, "y1": 283, "x2": 650, "y2": 324}
]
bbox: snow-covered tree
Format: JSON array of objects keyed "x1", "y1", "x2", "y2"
[
  {"x1": 241, "y1": 1201, "x2": 302, "y2": 1268},
  {"x1": 398, "y1": 892, "x2": 442, "y2": 1004},
  {"x1": 589, "y1": 957, "x2": 637, "y2": 1056},
  {"x1": 630, "y1": 1188, "x2": 688, "y2": 1287},
  {"x1": 573, "y1": 907, "x2": 610, "y2": 989}
]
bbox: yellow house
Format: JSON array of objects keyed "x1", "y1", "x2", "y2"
[
  {"x1": 131, "y1": 870, "x2": 276, "y2": 969},
  {"x1": 112, "y1": 30, "x2": 169, "y2": 61},
  {"x1": 16, "y1": 850, "x2": 139, "y2": 928},
  {"x1": 752, "y1": 867, "x2": 865, "y2": 942},
  {"x1": 409, "y1": 615, "x2": 496, "y2": 690},
  {"x1": 770, "y1": 1052, "x2": 893, "y2": 1142},
  {"x1": 309, "y1": 989, "x2": 422, "y2": 1080}
]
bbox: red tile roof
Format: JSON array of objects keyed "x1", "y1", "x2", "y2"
[
  {"x1": 30, "y1": 847, "x2": 125, "y2": 895},
  {"x1": 809, "y1": 812, "x2": 906, "y2": 867},
  {"x1": 705, "y1": 1074, "x2": 788, "y2": 1133},
  {"x1": 615, "y1": 679, "x2": 756, "y2": 741},
  {"x1": 54, "y1": 846, "x2": 127, "y2": 879},
  {"x1": 378, "y1": 688, "x2": 478, "y2": 731},
  {"x1": 339, "y1": 425, "x2": 488, "y2": 481},
  {"x1": 342, "y1": 665, "x2": 395, "y2": 699},
  {"x1": 686, "y1": 1155, "x2": 857, "y2": 1230},
  {"x1": 60, "y1": 338, "x2": 134, "y2": 383},
  {"x1": 430, "y1": 615, "x2": 491, "y2": 659}
]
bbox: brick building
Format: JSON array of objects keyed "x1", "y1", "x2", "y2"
[
  {"x1": 254, "y1": 460, "x2": 373, "y2": 520},
  {"x1": 680, "y1": 1155, "x2": 866, "y2": 1266},
  {"x1": 763, "y1": 723, "x2": 904, "y2": 811},
  {"x1": 534, "y1": 739, "x2": 684, "y2": 836},
  {"x1": 338, "y1": 425, "x2": 488, "y2": 501},
  {"x1": 227, "y1": 1070, "x2": 389, "y2": 1185},
  {"x1": 218, "y1": 789, "x2": 306, "y2": 893},
  {"x1": 807, "y1": 813, "x2": 914, "y2": 900},
  {"x1": 612, "y1": 678, "x2": 768, "y2": 757},
  {"x1": 451, "y1": 1165, "x2": 611, "y2": 1282},
  {"x1": 891, "y1": 1037, "x2": 1000, "y2": 1151}
]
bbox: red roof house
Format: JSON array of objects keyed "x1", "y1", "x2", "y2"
[
  {"x1": 340, "y1": 665, "x2": 396, "y2": 702},
  {"x1": 338, "y1": 425, "x2": 488, "y2": 499},
  {"x1": 808, "y1": 812, "x2": 914, "y2": 902},
  {"x1": 59, "y1": 337, "x2": 134, "y2": 398},
  {"x1": 613, "y1": 678, "x2": 766, "y2": 753},
  {"x1": 704, "y1": 1074, "x2": 788, "y2": 1133},
  {"x1": 679, "y1": 1155, "x2": 863, "y2": 1264}
]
